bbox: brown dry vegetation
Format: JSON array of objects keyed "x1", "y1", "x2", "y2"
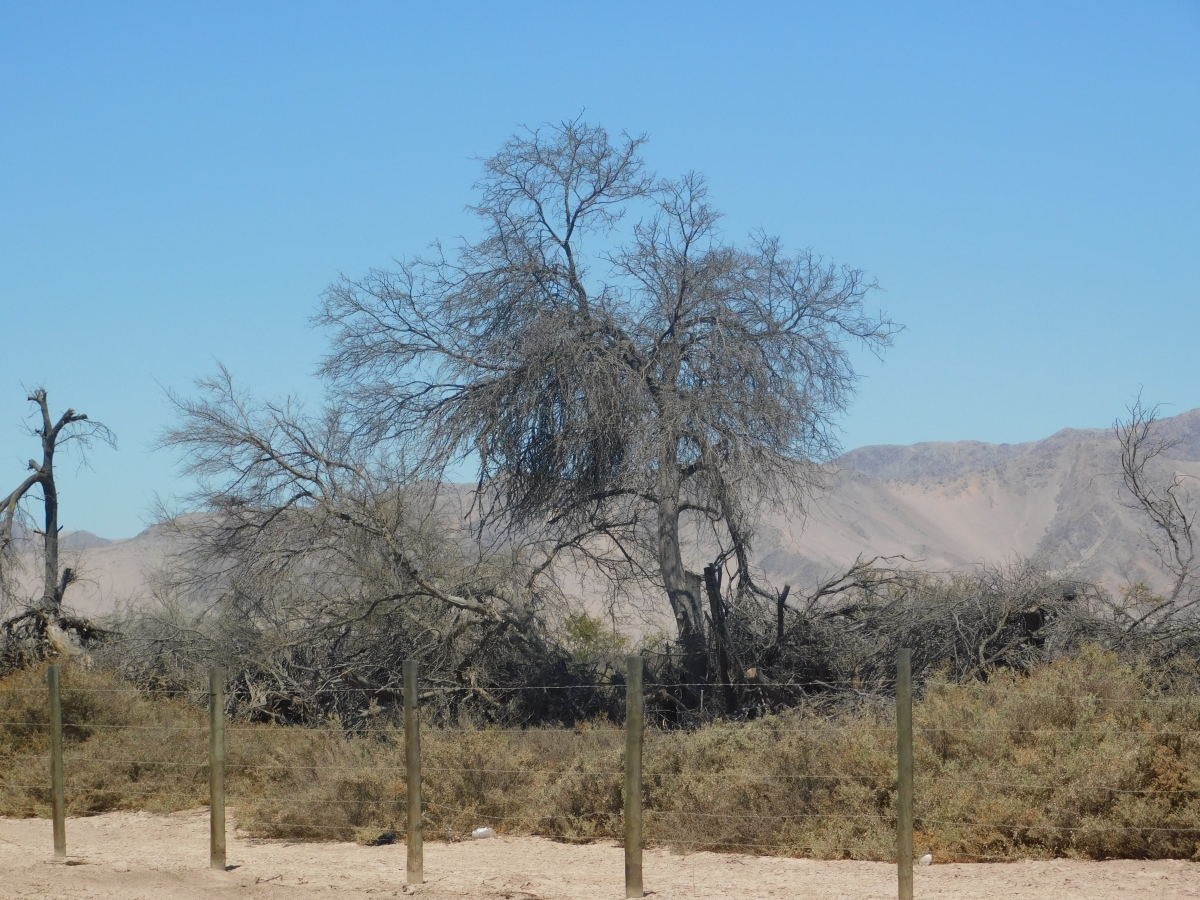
[{"x1": 1, "y1": 648, "x2": 1198, "y2": 862}]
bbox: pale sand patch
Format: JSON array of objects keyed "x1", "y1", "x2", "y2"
[{"x1": 1, "y1": 810, "x2": 1197, "y2": 899}]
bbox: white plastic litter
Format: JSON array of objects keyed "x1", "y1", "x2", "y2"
[
  {"x1": 113, "y1": 860, "x2": 131, "y2": 872},
  {"x1": 918, "y1": 853, "x2": 933, "y2": 867},
  {"x1": 471, "y1": 826, "x2": 497, "y2": 840}
]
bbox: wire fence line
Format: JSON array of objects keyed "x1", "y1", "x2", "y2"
[
  {"x1": 10, "y1": 720, "x2": 1200, "y2": 737},
  {"x1": 3, "y1": 655, "x2": 1200, "y2": 900}
]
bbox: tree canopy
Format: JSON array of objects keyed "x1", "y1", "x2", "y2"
[{"x1": 316, "y1": 119, "x2": 897, "y2": 680}]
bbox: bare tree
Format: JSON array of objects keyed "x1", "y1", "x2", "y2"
[
  {"x1": 149, "y1": 368, "x2": 617, "y2": 724},
  {"x1": 1, "y1": 388, "x2": 114, "y2": 665},
  {"x1": 159, "y1": 367, "x2": 540, "y2": 621},
  {"x1": 1114, "y1": 399, "x2": 1200, "y2": 642},
  {"x1": 317, "y1": 118, "x2": 898, "y2": 687}
]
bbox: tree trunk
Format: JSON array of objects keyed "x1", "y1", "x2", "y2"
[
  {"x1": 703, "y1": 565, "x2": 736, "y2": 713},
  {"x1": 656, "y1": 467, "x2": 707, "y2": 692},
  {"x1": 39, "y1": 420, "x2": 59, "y2": 611}
]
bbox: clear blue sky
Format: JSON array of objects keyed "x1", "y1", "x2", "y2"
[{"x1": 1, "y1": 2, "x2": 1197, "y2": 538}]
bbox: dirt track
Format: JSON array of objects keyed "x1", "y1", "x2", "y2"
[{"x1": 1, "y1": 811, "x2": 1197, "y2": 899}]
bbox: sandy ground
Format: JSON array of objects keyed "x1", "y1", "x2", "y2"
[{"x1": 0, "y1": 811, "x2": 1197, "y2": 899}]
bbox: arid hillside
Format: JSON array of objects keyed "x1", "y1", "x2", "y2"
[
  {"x1": 15, "y1": 408, "x2": 1200, "y2": 616},
  {"x1": 6, "y1": 524, "x2": 176, "y2": 616},
  {"x1": 756, "y1": 407, "x2": 1200, "y2": 592}
]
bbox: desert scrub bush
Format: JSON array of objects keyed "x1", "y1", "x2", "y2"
[
  {"x1": 228, "y1": 722, "x2": 626, "y2": 843},
  {"x1": 1, "y1": 649, "x2": 1198, "y2": 859},
  {"x1": 912, "y1": 646, "x2": 1200, "y2": 860},
  {"x1": 0, "y1": 662, "x2": 627, "y2": 842},
  {"x1": 641, "y1": 711, "x2": 897, "y2": 859},
  {"x1": 0, "y1": 663, "x2": 210, "y2": 817}
]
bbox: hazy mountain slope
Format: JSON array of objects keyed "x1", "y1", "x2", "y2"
[
  {"x1": 755, "y1": 410, "x2": 1200, "y2": 592},
  {"x1": 13, "y1": 409, "x2": 1200, "y2": 615},
  {"x1": 6, "y1": 524, "x2": 175, "y2": 616}
]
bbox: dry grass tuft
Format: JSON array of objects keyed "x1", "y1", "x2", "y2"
[{"x1": 2, "y1": 648, "x2": 1198, "y2": 860}]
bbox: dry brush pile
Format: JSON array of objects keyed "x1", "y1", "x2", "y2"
[{"x1": 2, "y1": 648, "x2": 1198, "y2": 861}]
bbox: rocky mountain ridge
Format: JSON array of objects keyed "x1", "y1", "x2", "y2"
[{"x1": 758, "y1": 408, "x2": 1200, "y2": 592}]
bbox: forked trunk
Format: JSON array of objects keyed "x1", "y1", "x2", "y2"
[{"x1": 656, "y1": 469, "x2": 707, "y2": 693}]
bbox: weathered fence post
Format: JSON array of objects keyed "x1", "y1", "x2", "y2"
[
  {"x1": 47, "y1": 664, "x2": 66, "y2": 858},
  {"x1": 897, "y1": 648, "x2": 914, "y2": 900},
  {"x1": 209, "y1": 667, "x2": 226, "y2": 870},
  {"x1": 404, "y1": 659, "x2": 423, "y2": 885},
  {"x1": 624, "y1": 654, "x2": 644, "y2": 899}
]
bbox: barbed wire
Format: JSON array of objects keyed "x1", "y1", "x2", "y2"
[
  {"x1": 924, "y1": 687, "x2": 1200, "y2": 706},
  {"x1": 2, "y1": 784, "x2": 202, "y2": 797},
  {"x1": 644, "y1": 770, "x2": 890, "y2": 782},
  {"x1": 921, "y1": 819, "x2": 1200, "y2": 834},
  {"x1": 5, "y1": 681, "x2": 1200, "y2": 704},
  {"x1": 225, "y1": 794, "x2": 408, "y2": 805},
  {"x1": 55, "y1": 757, "x2": 410, "y2": 773},
  {"x1": 418, "y1": 767, "x2": 892, "y2": 781},
  {"x1": 12, "y1": 718, "x2": 1197, "y2": 738},
  {"x1": 644, "y1": 809, "x2": 894, "y2": 822},
  {"x1": 619, "y1": 836, "x2": 900, "y2": 858},
  {"x1": 231, "y1": 721, "x2": 1200, "y2": 737},
  {"x1": 0, "y1": 721, "x2": 207, "y2": 730},
  {"x1": 232, "y1": 820, "x2": 369, "y2": 832},
  {"x1": 421, "y1": 766, "x2": 612, "y2": 776},
  {"x1": 0, "y1": 687, "x2": 207, "y2": 695},
  {"x1": 916, "y1": 725, "x2": 1200, "y2": 736},
  {"x1": 6, "y1": 754, "x2": 1193, "y2": 794},
  {"x1": 59, "y1": 757, "x2": 207, "y2": 767},
  {"x1": 916, "y1": 775, "x2": 1200, "y2": 794},
  {"x1": 430, "y1": 806, "x2": 609, "y2": 823},
  {"x1": 1, "y1": 682, "x2": 628, "y2": 695}
]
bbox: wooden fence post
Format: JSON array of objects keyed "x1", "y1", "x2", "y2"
[
  {"x1": 404, "y1": 659, "x2": 423, "y2": 885},
  {"x1": 897, "y1": 648, "x2": 914, "y2": 900},
  {"x1": 209, "y1": 667, "x2": 226, "y2": 870},
  {"x1": 47, "y1": 664, "x2": 65, "y2": 858},
  {"x1": 624, "y1": 655, "x2": 644, "y2": 899}
]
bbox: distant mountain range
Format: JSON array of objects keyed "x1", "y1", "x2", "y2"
[{"x1": 14, "y1": 409, "x2": 1200, "y2": 616}]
